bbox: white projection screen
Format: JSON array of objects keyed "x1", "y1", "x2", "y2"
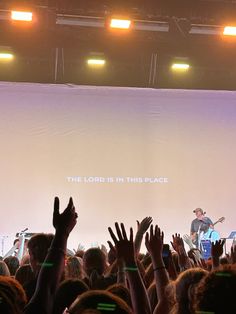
[{"x1": 0, "y1": 82, "x2": 236, "y2": 254}]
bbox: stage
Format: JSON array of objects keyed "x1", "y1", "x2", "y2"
[{"x1": 0, "y1": 82, "x2": 235, "y2": 254}]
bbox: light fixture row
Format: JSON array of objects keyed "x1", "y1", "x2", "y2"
[
  {"x1": 1, "y1": 9, "x2": 236, "y2": 36},
  {"x1": 0, "y1": 51, "x2": 191, "y2": 72}
]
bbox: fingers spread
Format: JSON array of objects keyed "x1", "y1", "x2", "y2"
[{"x1": 108, "y1": 227, "x2": 118, "y2": 244}]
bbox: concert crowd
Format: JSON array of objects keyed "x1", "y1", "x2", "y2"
[{"x1": 0, "y1": 197, "x2": 235, "y2": 314}]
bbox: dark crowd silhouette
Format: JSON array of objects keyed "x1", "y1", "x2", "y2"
[{"x1": 0, "y1": 197, "x2": 235, "y2": 314}]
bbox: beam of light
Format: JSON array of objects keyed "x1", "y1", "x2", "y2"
[
  {"x1": 110, "y1": 19, "x2": 131, "y2": 29},
  {"x1": 0, "y1": 53, "x2": 14, "y2": 60},
  {"x1": 171, "y1": 63, "x2": 190, "y2": 71},
  {"x1": 223, "y1": 26, "x2": 236, "y2": 36},
  {"x1": 11, "y1": 10, "x2": 33, "y2": 22},
  {"x1": 87, "y1": 59, "x2": 106, "y2": 66}
]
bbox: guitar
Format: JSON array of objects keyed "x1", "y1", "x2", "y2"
[{"x1": 192, "y1": 216, "x2": 225, "y2": 246}]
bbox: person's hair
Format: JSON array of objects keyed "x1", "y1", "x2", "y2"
[
  {"x1": 0, "y1": 275, "x2": 27, "y2": 313},
  {"x1": 83, "y1": 248, "x2": 107, "y2": 277},
  {"x1": 4, "y1": 256, "x2": 20, "y2": 276},
  {"x1": 0, "y1": 260, "x2": 10, "y2": 276},
  {"x1": 69, "y1": 290, "x2": 133, "y2": 314},
  {"x1": 194, "y1": 265, "x2": 236, "y2": 314},
  {"x1": 74, "y1": 250, "x2": 84, "y2": 259},
  {"x1": 106, "y1": 284, "x2": 132, "y2": 309},
  {"x1": 219, "y1": 256, "x2": 229, "y2": 265},
  {"x1": 171, "y1": 267, "x2": 208, "y2": 314},
  {"x1": 65, "y1": 256, "x2": 84, "y2": 279},
  {"x1": 27, "y1": 233, "x2": 54, "y2": 263},
  {"x1": 15, "y1": 264, "x2": 34, "y2": 287},
  {"x1": 53, "y1": 279, "x2": 89, "y2": 314}
]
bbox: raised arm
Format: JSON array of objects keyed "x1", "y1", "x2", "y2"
[
  {"x1": 211, "y1": 239, "x2": 225, "y2": 269},
  {"x1": 145, "y1": 224, "x2": 170, "y2": 314},
  {"x1": 171, "y1": 233, "x2": 192, "y2": 270},
  {"x1": 134, "y1": 217, "x2": 152, "y2": 254},
  {"x1": 24, "y1": 197, "x2": 78, "y2": 314},
  {"x1": 108, "y1": 222, "x2": 151, "y2": 314}
]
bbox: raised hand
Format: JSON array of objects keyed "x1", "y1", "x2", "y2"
[
  {"x1": 135, "y1": 217, "x2": 153, "y2": 255},
  {"x1": 171, "y1": 233, "x2": 185, "y2": 254},
  {"x1": 183, "y1": 234, "x2": 194, "y2": 249},
  {"x1": 53, "y1": 196, "x2": 78, "y2": 237},
  {"x1": 145, "y1": 224, "x2": 164, "y2": 258},
  {"x1": 211, "y1": 239, "x2": 225, "y2": 259},
  {"x1": 107, "y1": 240, "x2": 117, "y2": 258},
  {"x1": 190, "y1": 248, "x2": 202, "y2": 265},
  {"x1": 23, "y1": 197, "x2": 78, "y2": 314},
  {"x1": 109, "y1": 223, "x2": 152, "y2": 314},
  {"x1": 171, "y1": 233, "x2": 190, "y2": 268},
  {"x1": 137, "y1": 217, "x2": 153, "y2": 234},
  {"x1": 108, "y1": 222, "x2": 135, "y2": 265}
]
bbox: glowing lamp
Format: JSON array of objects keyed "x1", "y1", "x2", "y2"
[
  {"x1": 11, "y1": 10, "x2": 33, "y2": 22},
  {"x1": 223, "y1": 26, "x2": 236, "y2": 36},
  {"x1": 87, "y1": 59, "x2": 106, "y2": 66},
  {"x1": 0, "y1": 53, "x2": 14, "y2": 60},
  {"x1": 171, "y1": 63, "x2": 190, "y2": 71},
  {"x1": 110, "y1": 19, "x2": 131, "y2": 29}
]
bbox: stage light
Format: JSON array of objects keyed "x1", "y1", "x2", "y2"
[
  {"x1": 171, "y1": 63, "x2": 190, "y2": 71},
  {"x1": 110, "y1": 18, "x2": 131, "y2": 29},
  {"x1": 223, "y1": 26, "x2": 236, "y2": 36},
  {"x1": 11, "y1": 10, "x2": 33, "y2": 22},
  {"x1": 0, "y1": 53, "x2": 14, "y2": 61},
  {"x1": 87, "y1": 59, "x2": 106, "y2": 66}
]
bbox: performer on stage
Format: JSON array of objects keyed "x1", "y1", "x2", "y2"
[{"x1": 190, "y1": 208, "x2": 213, "y2": 248}]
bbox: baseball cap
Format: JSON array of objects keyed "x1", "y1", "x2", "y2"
[{"x1": 193, "y1": 208, "x2": 204, "y2": 214}]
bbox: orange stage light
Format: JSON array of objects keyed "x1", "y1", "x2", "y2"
[
  {"x1": 223, "y1": 26, "x2": 236, "y2": 36},
  {"x1": 11, "y1": 10, "x2": 33, "y2": 22},
  {"x1": 110, "y1": 19, "x2": 131, "y2": 29}
]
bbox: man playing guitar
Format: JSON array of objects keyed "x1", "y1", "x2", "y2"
[
  {"x1": 190, "y1": 207, "x2": 225, "y2": 249},
  {"x1": 190, "y1": 208, "x2": 213, "y2": 249}
]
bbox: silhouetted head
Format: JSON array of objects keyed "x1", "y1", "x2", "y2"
[
  {"x1": 194, "y1": 265, "x2": 236, "y2": 314},
  {"x1": 69, "y1": 290, "x2": 132, "y2": 314},
  {"x1": 171, "y1": 267, "x2": 208, "y2": 314},
  {"x1": 0, "y1": 261, "x2": 10, "y2": 276},
  {"x1": 83, "y1": 248, "x2": 107, "y2": 277},
  {"x1": 4, "y1": 256, "x2": 20, "y2": 276},
  {"x1": 53, "y1": 279, "x2": 89, "y2": 314},
  {"x1": 0, "y1": 275, "x2": 27, "y2": 313},
  {"x1": 27, "y1": 233, "x2": 54, "y2": 274}
]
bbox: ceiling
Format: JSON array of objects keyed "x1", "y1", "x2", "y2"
[{"x1": 0, "y1": 0, "x2": 236, "y2": 89}]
